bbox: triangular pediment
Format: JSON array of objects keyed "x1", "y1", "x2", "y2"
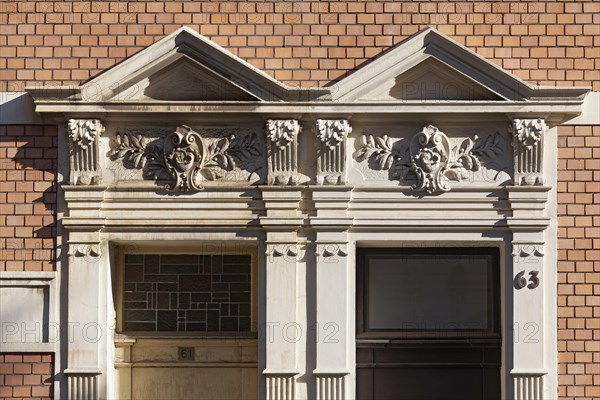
[
  {"x1": 333, "y1": 28, "x2": 544, "y2": 102},
  {"x1": 49, "y1": 27, "x2": 327, "y2": 103},
  {"x1": 360, "y1": 57, "x2": 503, "y2": 101},
  {"x1": 110, "y1": 55, "x2": 259, "y2": 101},
  {"x1": 26, "y1": 26, "x2": 589, "y2": 118}
]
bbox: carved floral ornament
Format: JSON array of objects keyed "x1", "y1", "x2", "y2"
[
  {"x1": 353, "y1": 125, "x2": 504, "y2": 194},
  {"x1": 109, "y1": 125, "x2": 262, "y2": 192},
  {"x1": 67, "y1": 119, "x2": 104, "y2": 149},
  {"x1": 511, "y1": 118, "x2": 546, "y2": 186},
  {"x1": 266, "y1": 119, "x2": 301, "y2": 185},
  {"x1": 266, "y1": 119, "x2": 301, "y2": 149},
  {"x1": 315, "y1": 119, "x2": 351, "y2": 150},
  {"x1": 315, "y1": 119, "x2": 351, "y2": 185},
  {"x1": 512, "y1": 119, "x2": 546, "y2": 149}
]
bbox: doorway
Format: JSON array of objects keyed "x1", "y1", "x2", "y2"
[{"x1": 356, "y1": 247, "x2": 502, "y2": 400}]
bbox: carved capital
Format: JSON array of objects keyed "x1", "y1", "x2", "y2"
[
  {"x1": 68, "y1": 119, "x2": 103, "y2": 149},
  {"x1": 315, "y1": 120, "x2": 351, "y2": 185},
  {"x1": 511, "y1": 118, "x2": 546, "y2": 186},
  {"x1": 69, "y1": 243, "x2": 102, "y2": 261},
  {"x1": 266, "y1": 119, "x2": 301, "y2": 185},
  {"x1": 512, "y1": 119, "x2": 546, "y2": 149},
  {"x1": 67, "y1": 119, "x2": 104, "y2": 185}
]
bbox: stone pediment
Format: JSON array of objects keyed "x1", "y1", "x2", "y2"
[
  {"x1": 32, "y1": 26, "x2": 327, "y2": 103},
  {"x1": 27, "y1": 26, "x2": 588, "y2": 124},
  {"x1": 331, "y1": 27, "x2": 585, "y2": 102},
  {"x1": 359, "y1": 57, "x2": 503, "y2": 101},
  {"x1": 111, "y1": 55, "x2": 260, "y2": 102}
]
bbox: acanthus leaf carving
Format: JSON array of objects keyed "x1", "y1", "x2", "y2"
[
  {"x1": 109, "y1": 126, "x2": 263, "y2": 192},
  {"x1": 511, "y1": 118, "x2": 546, "y2": 186},
  {"x1": 315, "y1": 119, "x2": 351, "y2": 185},
  {"x1": 353, "y1": 125, "x2": 504, "y2": 194},
  {"x1": 513, "y1": 119, "x2": 546, "y2": 149},
  {"x1": 68, "y1": 119, "x2": 102, "y2": 149},
  {"x1": 67, "y1": 119, "x2": 104, "y2": 185},
  {"x1": 266, "y1": 119, "x2": 301, "y2": 185}
]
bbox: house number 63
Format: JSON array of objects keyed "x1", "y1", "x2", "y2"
[{"x1": 515, "y1": 270, "x2": 540, "y2": 289}]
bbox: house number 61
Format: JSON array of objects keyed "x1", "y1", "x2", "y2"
[{"x1": 515, "y1": 270, "x2": 540, "y2": 289}]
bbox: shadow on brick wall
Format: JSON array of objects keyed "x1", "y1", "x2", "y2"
[{"x1": 0, "y1": 125, "x2": 58, "y2": 271}]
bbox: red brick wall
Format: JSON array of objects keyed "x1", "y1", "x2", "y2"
[
  {"x1": 0, "y1": 353, "x2": 54, "y2": 399},
  {"x1": 0, "y1": 125, "x2": 57, "y2": 271},
  {"x1": 0, "y1": 1, "x2": 599, "y2": 90},
  {"x1": 557, "y1": 125, "x2": 600, "y2": 400}
]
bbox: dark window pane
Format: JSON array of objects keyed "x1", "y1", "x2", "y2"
[
  {"x1": 122, "y1": 254, "x2": 252, "y2": 333},
  {"x1": 367, "y1": 254, "x2": 491, "y2": 331},
  {"x1": 359, "y1": 248, "x2": 499, "y2": 335}
]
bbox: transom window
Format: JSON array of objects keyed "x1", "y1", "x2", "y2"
[
  {"x1": 121, "y1": 254, "x2": 253, "y2": 333},
  {"x1": 357, "y1": 247, "x2": 500, "y2": 338}
]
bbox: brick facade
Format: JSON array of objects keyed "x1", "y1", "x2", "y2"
[
  {"x1": 557, "y1": 125, "x2": 600, "y2": 400},
  {"x1": 0, "y1": 1, "x2": 598, "y2": 398},
  {"x1": 0, "y1": 125, "x2": 57, "y2": 272},
  {"x1": 0, "y1": 353, "x2": 54, "y2": 399},
  {"x1": 0, "y1": 1, "x2": 599, "y2": 91}
]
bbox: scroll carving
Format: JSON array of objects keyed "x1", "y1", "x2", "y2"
[
  {"x1": 409, "y1": 125, "x2": 452, "y2": 193},
  {"x1": 354, "y1": 125, "x2": 503, "y2": 194},
  {"x1": 109, "y1": 125, "x2": 262, "y2": 192},
  {"x1": 511, "y1": 119, "x2": 546, "y2": 186},
  {"x1": 67, "y1": 119, "x2": 104, "y2": 185},
  {"x1": 315, "y1": 120, "x2": 351, "y2": 185},
  {"x1": 266, "y1": 119, "x2": 301, "y2": 185},
  {"x1": 316, "y1": 243, "x2": 348, "y2": 258},
  {"x1": 267, "y1": 244, "x2": 299, "y2": 258},
  {"x1": 69, "y1": 243, "x2": 102, "y2": 260}
]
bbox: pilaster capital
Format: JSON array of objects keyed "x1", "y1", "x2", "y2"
[
  {"x1": 67, "y1": 118, "x2": 104, "y2": 186},
  {"x1": 511, "y1": 118, "x2": 547, "y2": 186},
  {"x1": 315, "y1": 119, "x2": 351, "y2": 185},
  {"x1": 266, "y1": 119, "x2": 301, "y2": 185}
]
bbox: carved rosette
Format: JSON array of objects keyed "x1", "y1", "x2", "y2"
[
  {"x1": 511, "y1": 118, "x2": 546, "y2": 186},
  {"x1": 410, "y1": 125, "x2": 451, "y2": 194},
  {"x1": 315, "y1": 119, "x2": 351, "y2": 185},
  {"x1": 266, "y1": 119, "x2": 301, "y2": 185},
  {"x1": 163, "y1": 125, "x2": 206, "y2": 191},
  {"x1": 67, "y1": 119, "x2": 104, "y2": 185}
]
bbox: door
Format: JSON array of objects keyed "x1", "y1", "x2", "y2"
[
  {"x1": 115, "y1": 250, "x2": 258, "y2": 400},
  {"x1": 356, "y1": 247, "x2": 502, "y2": 400}
]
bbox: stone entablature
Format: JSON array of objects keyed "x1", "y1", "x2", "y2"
[{"x1": 90, "y1": 118, "x2": 533, "y2": 194}]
